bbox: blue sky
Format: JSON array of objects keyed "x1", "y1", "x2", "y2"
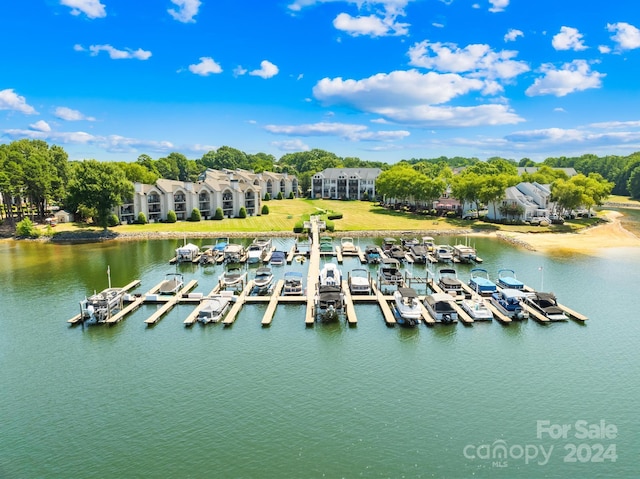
[{"x1": 2, "y1": 0, "x2": 640, "y2": 163}]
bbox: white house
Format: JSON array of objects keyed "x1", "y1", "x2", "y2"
[
  {"x1": 311, "y1": 168, "x2": 381, "y2": 200},
  {"x1": 488, "y1": 182, "x2": 554, "y2": 222}
]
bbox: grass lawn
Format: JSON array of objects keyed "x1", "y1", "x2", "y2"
[{"x1": 43, "y1": 197, "x2": 613, "y2": 237}]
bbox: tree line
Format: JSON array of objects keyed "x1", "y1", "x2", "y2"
[{"x1": 0, "y1": 139, "x2": 632, "y2": 229}]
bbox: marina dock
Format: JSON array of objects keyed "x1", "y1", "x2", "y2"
[{"x1": 144, "y1": 280, "x2": 198, "y2": 325}]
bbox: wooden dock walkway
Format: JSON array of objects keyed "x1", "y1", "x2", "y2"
[
  {"x1": 144, "y1": 280, "x2": 198, "y2": 325},
  {"x1": 342, "y1": 280, "x2": 357, "y2": 325},
  {"x1": 222, "y1": 281, "x2": 254, "y2": 326},
  {"x1": 67, "y1": 280, "x2": 142, "y2": 325},
  {"x1": 261, "y1": 280, "x2": 284, "y2": 326},
  {"x1": 182, "y1": 284, "x2": 223, "y2": 326},
  {"x1": 305, "y1": 217, "x2": 322, "y2": 326}
]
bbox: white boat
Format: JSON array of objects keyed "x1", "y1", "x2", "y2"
[
  {"x1": 490, "y1": 288, "x2": 529, "y2": 320},
  {"x1": 197, "y1": 293, "x2": 234, "y2": 324},
  {"x1": 175, "y1": 242, "x2": 200, "y2": 263},
  {"x1": 319, "y1": 262, "x2": 342, "y2": 287},
  {"x1": 392, "y1": 287, "x2": 422, "y2": 327},
  {"x1": 523, "y1": 292, "x2": 569, "y2": 321},
  {"x1": 469, "y1": 268, "x2": 498, "y2": 296},
  {"x1": 496, "y1": 269, "x2": 525, "y2": 290},
  {"x1": 377, "y1": 258, "x2": 404, "y2": 294},
  {"x1": 421, "y1": 236, "x2": 436, "y2": 253},
  {"x1": 252, "y1": 267, "x2": 274, "y2": 295},
  {"x1": 348, "y1": 268, "x2": 371, "y2": 295},
  {"x1": 79, "y1": 287, "x2": 125, "y2": 323},
  {"x1": 452, "y1": 244, "x2": 477, "y2": 263},
  {"x1": 269, "y1": 251, "x2": 286, "y2": 266},
  {"x1": 283, "y1": 271, "x2": 304, "y2": 296},
  {"x1": 434, "y1": 244, "x2": 454, "y2": 263},
  {"x1": 340, "y1": 237, "x2": 357, "y2": 254},
  {"x1": 224, "y1": 243, "x2": 246, "y2": 263},
  {"x1": 219, "y1": 266, "x2": 247, "y2": 290},
  {"x1": 247, "y1": 238, "x2": 272, "y2": 264},
  {"x1": 159, "y1": 273, "x2": 184, "y2": 295},
  {"x1": 460, "y1": 296, "x2": 493, "y2": 321},
  {"x1": 423, "y1": 293, "x2": 459, "y2": 323},
  {"x1": 437, "y1": 268, "x2": 465, "y2": 300}
]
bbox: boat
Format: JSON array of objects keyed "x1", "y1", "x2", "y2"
[
  {"x1": 490, "y1": 288, "x2": 529, "y2": 320},
  {"x1": 523, "y1": 292, "x2": 569, "y2": 321},
  {"x1": 496, "y1": 269, "x2": 525, "y2": 290},
  {"x1": 392, "y1": 287, "x2": 422, "y2": 327},
  {"x1": 377, "y1": 257, "x2": 404, "y2": 293},
  {"x1": 79, "y1": 287, "x2": 125, "y2": 323},
  {"x1": 252, "y1": 267, "x2": 274, "y2": 295},
  {"x1": 340, "y1": 237, "x2": 357, "y2": 254},
  {"x1": 434, "y1": 244, "x2": 454, "y2": 262},
  {"x1": 197, "y1": 293, "x2": 234, "y2": 324},
  {"x1": 198, "y1": 246, "x2": 218, "y2": 265},
  {"x1": 364, "y1": 245, "x2": 381, "y2": 264},
  {"x1": 175, "y1": 242, "x2": 200, "y2": 263},
  {"x1": 460, "y1": 296, "x2": 493, "y2": 321},
  {"x1": 315, "y1": 263, "x2": 345, "y2": 323},
  {"x1": 409, "y1": 243, "x2": 428, "y2": 263},
  {"x1": 319, "y1": 262, "x2": 342, "y2": 287},
  {"x1": 269, "y1": 250, "x2": 286, "y2": 266},
  {"x1": 421, "y1": 236, "x2": 436, "y2": 253},
  {"x1": 213, "y1": 237, "x2": 229, "y2": 255},
  {"x1": 452, "y1": 244, "x2": 477, "y2": 263},
  {"x1": 283, "y1": 271, "x2": 304, "y2": 296},
  {"x1": 319, "y1": 236, "x2": 334, "y2": 253},
  {"x1": 388, "y1": 244, "x2": 407, "y2": 262},
  {"x1": 423, "y1": 293, "x2": 459, "y2": 323},
  {"x1": 159, "y1": 273, "x2": 184, "y2": 295},
  {"x1": 401, "y1": 237, "x2": 420, "y2": 250},
  {"x1": 348, "y1": 268, "x2": 371, "y2": 295},
  {"x1": 247, "y1": 238, "x2": 272, "y2": 264},
  {"x1": 468, "y1": 268, "x2": 497, "y2": 296},
  {"x1": 382, "y1": 237, "x2": 397, "y2": 253},
  {"x1": 224, "y1": 243, "x2": 246, "y2": 264},
  {"x1": 219, "y1": 266, "x2": 247, "y2": 290},
  {"x1": 437, "y1": 268, "x2": 465, "y2": 300}
]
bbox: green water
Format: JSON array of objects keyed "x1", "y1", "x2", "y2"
[{"x1": 0, "y1": 229, "x2": 638, "y2": 478}]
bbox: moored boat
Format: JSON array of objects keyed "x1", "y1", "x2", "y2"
[
  {"x1": 452, "y1": 244, "x2": 477, "y2": 263},
  {"x1": 523, "y1": 292, "x2": 569, "y2": 321},
  {"x1": 224, "y1": 242, "x2": 246, "y2": 264},
  {"x1": 315, "y1": 262, "x2": 345, "y2": 323},
  {"x1": 269, "y1": 251, "x2": 286, "y2": 266},
  {"x1": 219, "y1": 266, "x2": 247, "y2": 290},
  {"x1": 364, "y1": 245, "x2": 381, "y2": 264},
  {"x1": 79, "y1": 287, "x2": 125, "y2": 323},
  {"x1": 340, "y1": 237, "x2": 357, "y2": 254},
  {"x1": 319, "y1": 236, "x2": 334, "y2": 253},
  {"x1": 377, "y1": 257, "x2": 404, "y2": 294},
  {"x1": 252, "y1": 267, "x2": 274, "y2": 295},
  {"x1": 437, "y1": 268, "x2": 465, "y2": 300},
  {"x1": 434, "y1": 244, "x2": 454, "y2": 263},
  {"x1": 197, "y1": 293, "x2": 234, "y2": 324},
  {"x1": 175, "y1": 242, "x2": 200, "y2": 263},
  {"x1": 348, "y1": 268, "x2": 371, "y2": 295},
  {"x1": 469, "y1": 268, "x2": 498, "y2": 295},
  {"x1": 496, "y1": 269, "x2": 525, "y2": 290},
  {"x1": 159, "y1": 273, "x2": 184, "y2": 295},
  {"x1": 283, "y1": 271, "x2": 304, "y2": 296},
  {"x1": 409, "y1": 243, "x2": 428, "y2": 263},
  {"x1": 490, "y1": 288, "x2": 529, "y2": 320},
  {"x1": 392, "y1": 287, "x2": 422, "y2": 327},
  {"x1": 460, "y1": 296, "x2": 493, "y2": 321},
  {"x1": 423, "y1": 293, "x2": 458, "y2": 323},
  {"x1": 247, "y1": 238, "x2": 272, "y2": 264}
]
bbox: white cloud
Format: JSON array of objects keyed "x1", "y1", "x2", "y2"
[
  {"x1": 525, "y1": 60, "x2": 604, "y2": 97},
  {"x1": 0, "y1": 89, "x2": 37, "y2": 115},
  {"x1": 60, "y1": 0, "x2": 106, "y2": 19},
  {"x1": 55, "y1": 106, "x2": 96, "y2": 121},
  {"x1": 333, "y1": 12, "x2": 409, "y2": 37},
  {"x1": 188, "y1": 57, "x2": 223, "y2": 76},
  {"x1": 371, "y1": 104, "x2": 522, "y2": 127},
  {"x1": 83, "y1": 44, "x2": 152, "y2": 60},
  {"x1": 234, "y1": 65, "x2": 248, "y2": 76},
  {"x1": 488, "y1": 0, "x2": 509, "y2": 13},
  {"x1": 249, "y1": 60, "x2": 279, "y2": 79},
  {"x1": 504, "y1": 29, "x2": 523, "y2": 42},
  {"x1": 607, "y1": 22, "x2": 640, "y2": 51},
  {"x1": 264, "y1": 121, "x2": 409, "y2": 141},
  {"x1": 271, "y1": 139, "x2": 310, "y2": 152},
  {"x1": 554, "y1": 107, "x2": 566, "y2": 113},
  {"x1": 408, "y1": 41, "x2": 529, "y2": 81},
  {"x1": 598, "y1": 45, "x2": 611, "y2": 54},
  {"x1": 168, "y1": 0, "x2": 201, "y2": 23},
  {"x1": 29, "y1": 120, "x2": 51, "y2": 132},
  {"x1": 552, "y1": 26, "x2": 587, "y2": 51}
]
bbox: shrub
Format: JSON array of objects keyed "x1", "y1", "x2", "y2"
[
  {"x1": 190, "y1": 208, "x2": 201, "y2": 222},
  {"x1": 166, "y1": 210, "x2": 177, "y2": 223},
  {"x1": 107, "y1": 214, "x2": 120, "y2": 227},
  {"x1": 264, "y1": 193, "x2": 271, "y2": 201},
  {"x1": 288, "y1": 191, "x2": 295, "y2": 199},
  {"x1": 137, "y1": 212, "x2": 147, "y2": 224},
  {"x1": 238, "y1": 207, "x2": 247, "y2": 218},
  {"x1": 276, "y1": 191, "x2": 284, "y2": 200},
  {"x1": 293, "y1": 220, "x2": 304, "y2": 233},
  {"x1": 327, "y1": 212, "x2": 343, "y2": 220},
  {"x1": 325, "y1": 220, "x2": 335, "y2": 232},
  {"x1": 261, "y1": 204, "x2": 269, "y2": 215},
  {"x1": 213, "y1": 207, "x2": 224, "y2": 220},
  {"x1": 361, "y1": 192, "x2": 369, "y2": 201},
  {"x1": 16, "y1": 218, "x2": 39, "y2": 238}
]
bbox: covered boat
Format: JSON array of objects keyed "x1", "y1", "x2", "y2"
[
  {"x1": 490, "y1": 288, "x2": 529, "y2": 320},
  {"x1": 224, "y1": 243, "x2": 246, "y2": 264},
  {"x1": 437, "y1": 268, "x2": 465, "y2": 300},
  {"x1": 364, "y1": 245, "x2": 381, "y2": 264},
  {"x1": 252, "y1": 267, "x2": 274, "y2": 295},
  {"x1": 496, "y1": 269, "x2": 525, "y2": 290},
  {"x1": 469, "y1": 268, "x2": 497, "y2": 295},
  {"x1": 269, "y1": 251, "x2": 286, "y2": 266},
  {"x1": 452, "y1": 244, "x2": 477, "y2": 263},
  {"x1": 159, "y1": 273, "x2": 184, "y2": 295},
  {"x1": 434, "y1": 245, "x2": 454, "y2": 263},
  {"x1": 377, "y1": 258, "x2": 404, "y2": 294},
  {"x1": 423, "y1": 293, "x2": 458, "y2": 323},
  {"x1": 315, "y1": 263, "x2": 344, "y2": 323},
  {"x1": 283, "y1": 271, "x2": 304, "y2": 296},
  {"x1": 524, "y1": 292, "x2": 568, "y2": 321},
  {"x1": 79, "y1": 287, "x2": 125, "y2": 323},
  {"x1": 392, "y1": 287, "x2": 422, "y2": 327},
  {"x1": 409, "y1": 243, "x2": 428, "y2": 263},
  {"x1": 319, "y1": 262, "x2": 342, "y2": 287},
  {"x1": 340, "y1": 237, "x2": 357, "y2": 254},
  {"x1": 319, "y1": 236, "x2": 334, "y2": 253},
  {"x1": 175, "y1": 242, "x2": 200, "y2": 263},
  {"x1": 247, "y1": 238, "x2": 272, "y2": 264},
  {"x1": 197, "y1": 293, "x2": 234, "y2": 324},
  {"x1": 348, "y1": 268, "x2": 371, "y2": 295}
]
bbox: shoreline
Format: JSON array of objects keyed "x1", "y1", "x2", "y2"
[{"x1": 4, "y1": 209, "x2": 639, "y2": 255}]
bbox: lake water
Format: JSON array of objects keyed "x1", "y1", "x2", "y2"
[{"x1": 0, "y1": 220, "x2": 638, "y2": 478}]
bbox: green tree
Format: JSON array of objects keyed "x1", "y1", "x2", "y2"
[
  {"x1": 66, "y1": 160, "x2": 134, "y2": 229},
  {"x1": 213, "y1": 207, "x2": 224, "y2": 220},
  {"x1": 190, "y1": 208, "x2": 201, "y2": 222},
  {"x1": 261, "y1": 204, "x2": 269, "y2": 215},
  {"x1": 166, "y1": 210, "x2": 177, "y2": 223},
  {"x1": 238, "y1": 207, "x2": 247, "y2": 218}
]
